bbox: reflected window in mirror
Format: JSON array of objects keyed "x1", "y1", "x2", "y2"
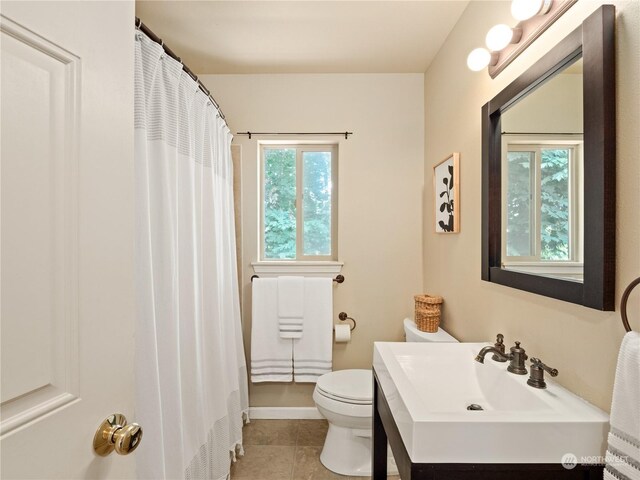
[
  {"x1": 500, "y1": 58, "x2": 584, "y2": 282},
  {"x1": 502, "y1": 139, "x2": 584, "y2": 280}
]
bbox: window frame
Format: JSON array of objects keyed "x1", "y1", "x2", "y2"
[
  {"x1": 501, "y1": 134, "x2": 583, "y2": 266},
  {"x1": 260, "y1": 143, "x2": 338, "y2": 261}
]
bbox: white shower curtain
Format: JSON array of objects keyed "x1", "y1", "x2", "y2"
[{"x1": 134, "y1": 31, "x2": 249, "y2": 480}]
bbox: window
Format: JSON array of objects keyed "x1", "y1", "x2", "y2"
[
  {"x1": 261, "y1": 144, "x2": 337, "y2": 260},
  {"x1": 502, "y1": 137, "x2": 583, "y2": 265}
]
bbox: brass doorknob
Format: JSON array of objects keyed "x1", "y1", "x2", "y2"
[{"x1": 93, "y1": 413, "x2": 143, "y2": 456}]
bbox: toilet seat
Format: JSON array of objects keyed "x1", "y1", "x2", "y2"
[
  {"x1": 315, "y1": 388, "x2": 372, "y2": 405},
  {"x1": 315, "y1": 369, "x2": 372, "y2": 405}
]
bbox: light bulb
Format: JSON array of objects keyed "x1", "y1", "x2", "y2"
[
  {"x1": 511, "y1": 0, "x2": 550, "y2": 21},
  {"x1": 467, "y1": 48, "x2": 492, "y2": 72},
  {"x1": 486, "y1": 24, "x2": 516, "y2": 51}
]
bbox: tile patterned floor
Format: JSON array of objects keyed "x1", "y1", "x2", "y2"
[{"x1": 230, "y1": 419, "x2": 401, "y2": 480}]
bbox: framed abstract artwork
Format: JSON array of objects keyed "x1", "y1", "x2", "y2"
[{"x1": 433, "y1": 153, "x2": 460, "y2": 233}]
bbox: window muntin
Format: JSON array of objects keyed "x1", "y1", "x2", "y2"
[{"x1": 261, "y1": 144, "x2": 337, "y2": 261}]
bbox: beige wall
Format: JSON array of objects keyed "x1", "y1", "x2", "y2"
[
  {"x1": 502, "y1": 72, "x2": 583, "y2": 133},
  {"x1": 423, "y1": 0, "x2": 639, "y2": 412},
  {"x1": 200, "y1": 74, "x2": 425, "y2": 407}
]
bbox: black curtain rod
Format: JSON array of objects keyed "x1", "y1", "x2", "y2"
[
  {"x1": 501, "y1": 132, "x2": 584, "y2": 135},
  {"x1": 135, "y1": 17, "x2": 228, "y2": 127},
  {"x1": 237, "y1": 132, "x2": 353, "y2": 140}
]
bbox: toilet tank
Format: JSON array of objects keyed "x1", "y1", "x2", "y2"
[{"x1": 403, "y1": 318, "x2": 458, "y2": 343}]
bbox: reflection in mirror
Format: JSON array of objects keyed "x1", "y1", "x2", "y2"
[
  {"x1": 482, "y1": 5, "x2": 615, "y2": 310},
  {"x1": 500, "y1": 58, "x2": 584, "y2": 282}
]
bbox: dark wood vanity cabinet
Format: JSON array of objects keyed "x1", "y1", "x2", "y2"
[{"x1": 372, "y1": 369, "x2": 604, "y2": 480}]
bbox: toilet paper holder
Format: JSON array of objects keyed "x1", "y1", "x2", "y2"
[{"x1": 338, "y1": 312, "x2": 356, "y2": 331}]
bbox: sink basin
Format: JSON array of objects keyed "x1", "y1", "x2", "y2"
[{"x1": 373, "y1": 342, "x2": 609, "y2": 464}]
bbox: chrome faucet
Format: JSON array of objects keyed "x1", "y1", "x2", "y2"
[{"x1": 475, "y1": 340, "x2": 528, "y2": 375}]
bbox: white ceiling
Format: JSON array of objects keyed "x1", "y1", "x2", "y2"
[{"x1": 135, "y1": 1, "x2": 469, "y2": 74}]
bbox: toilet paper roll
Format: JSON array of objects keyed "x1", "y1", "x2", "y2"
[{"x1": 334, "y1": 324, "x2": 351, "y2": 343}]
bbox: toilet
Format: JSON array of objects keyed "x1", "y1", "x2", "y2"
[{"x1": 313, "y1": 318, "x2": 458, "y2": 476}]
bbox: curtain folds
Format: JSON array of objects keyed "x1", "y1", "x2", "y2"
[{"x1": 134, "y1": 31, "x2": 248, "y2": 480}]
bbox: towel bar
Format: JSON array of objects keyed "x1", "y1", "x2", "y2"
[
  {"x1": 251, "y1": 274, "x2": 345, "y2": 283},
  {"x1": 620, "y1": 276, "x2": 640, "y2": 333}
]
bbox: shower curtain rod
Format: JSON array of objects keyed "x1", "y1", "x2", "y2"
[
  {"x1": 135, "y1": 17, "x2": 229, "y2": 128},
  {"x1": 237, "y1": 132, "x2": 353, "y2": 139}
]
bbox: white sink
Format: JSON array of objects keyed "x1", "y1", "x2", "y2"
[{"x1": 373, "y1": 342, "x2": 609, "y2": 464}]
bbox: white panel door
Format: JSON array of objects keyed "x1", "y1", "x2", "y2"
[{"x1": 1, "y1": 1, "x2": 136, "y2": 478}]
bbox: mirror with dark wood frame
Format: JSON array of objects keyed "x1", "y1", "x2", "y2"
[{"x1": 481, "y1": 5, "x2": 615, "y2": 310}]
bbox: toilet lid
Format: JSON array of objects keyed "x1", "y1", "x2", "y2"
[{"x1": 316, "y1": 369, "x2": 372, "y2": 403}]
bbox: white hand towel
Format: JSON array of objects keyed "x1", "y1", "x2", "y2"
[
  {"x1": 251, "y1": 278, "x2": 293, "y2": 383},
  {"x1": 278, "y1": 276, "x2": 304, "y2": 339},
  {"x1": 605, "y1": 331, "x2": 640, "y2": 480},
  {"x1": 293, "y1": 277, "x2": 333, "y2": 383}
]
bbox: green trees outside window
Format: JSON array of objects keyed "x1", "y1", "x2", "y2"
[
  {"x1": 264, "y1": 148, "x2": 297, "y2": 259},
  {"x1": 540, "y1": 148, "x2": 570, "y2": 260},
  {"x1": 506, "y1": 145, "x2": 575, "y2": 262},
  {"x1": 263, "y1": 146, "x2": 336, "y2": 260}
]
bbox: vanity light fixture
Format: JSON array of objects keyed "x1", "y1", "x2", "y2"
[
  {"x1": 511, "y1": 0, "x2": 552, "y2": 21},
  {"x1": 466, "y1": 0, "x2": 577, "y2": 77},
  {"x1": 466, "y1": 48, "x2": 498, "y2": 71},
  {"x1": 485, "y1": 24, "x2": 522, "y2": 52}
]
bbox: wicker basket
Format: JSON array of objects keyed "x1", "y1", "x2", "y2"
[{"x1": 414, "y1": 294, "x2": 443, "y2": 333}]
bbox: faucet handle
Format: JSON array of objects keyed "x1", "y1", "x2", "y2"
[
  {"x1": 527, "y1": 357, "x2": 558, "y2": 389},
  {"x1": 531, "y1": 357, "x2": 558, "y2": 376},
  {"x1": 492, "y1": 334, "x2": 507, "y2": 362}
]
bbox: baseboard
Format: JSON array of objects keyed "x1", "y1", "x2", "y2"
[{"x1": 248, "y1": 406, "x2": 323, "y2": 420}]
